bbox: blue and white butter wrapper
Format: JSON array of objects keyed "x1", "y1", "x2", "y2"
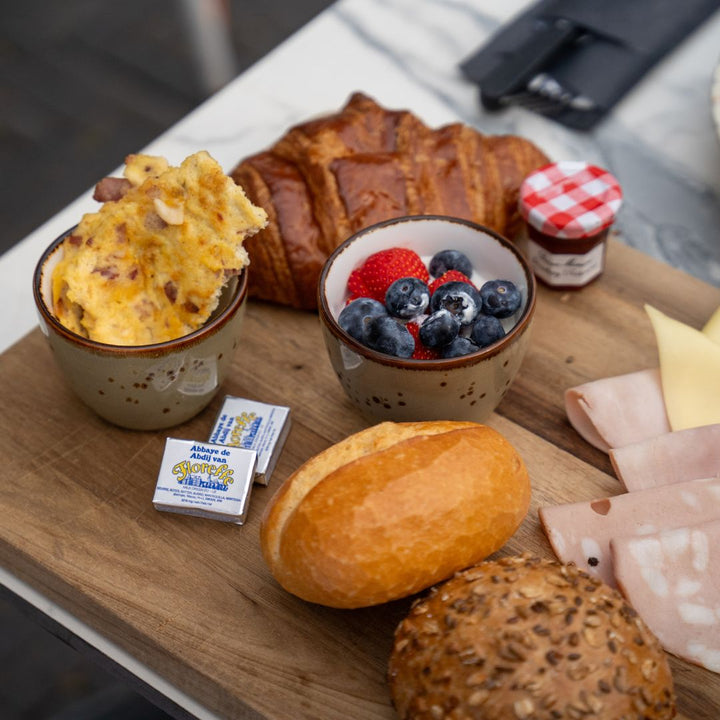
[
  {"x1": 208, "y1": 397, "x2": 291, "y2": 486},
  {"x1": 153, "y1": 439, "x2": 256, "y2": 524}
]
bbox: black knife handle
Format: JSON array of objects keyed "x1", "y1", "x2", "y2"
[{"x1": 480, "y1": 17, "x2": 579, "y2": 108}]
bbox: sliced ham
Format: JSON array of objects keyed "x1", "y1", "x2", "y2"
[
  {"x1": 611, "y1": 519, "x2": 720, "y2": 672},
  {"x1": 610, "y1": 424, "x2": 720, "y2": 492},
  {"x1": 538, "y1": 477, "x2": 720, "y2": 586},
  {"x1": 564, "y1": 368, "x2": 671, "y2": 453}
]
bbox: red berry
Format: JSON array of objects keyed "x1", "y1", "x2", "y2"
[
  {"x1": 406, "y1": 321, "x2": 441, "y2": 360},
  {"x1": 347, "y1": 268, "x2": 370, "y2": 301},
  {"x1": 348, "y1": 248, "x2": 429, "y2": 303},
  {"x1": 429, "y1": 270, "x2": 475, "y2": 295}
]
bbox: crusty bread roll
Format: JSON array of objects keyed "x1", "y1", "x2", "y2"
[
  {"x1": 260, "y1": 421, "x2": 530, "y2": 609},
  {"x1": 388, "y1": 555, "x2": 676, "y2": 720}
]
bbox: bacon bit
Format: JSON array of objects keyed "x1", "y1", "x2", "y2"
[
  {"x1": 128, "y1": 267, "x2": 139, "y2": 280},
  {"x1": 184, "y1": 300, "x2": 200, "y2": 313},
  {"x1": 164, "y1": 281, "x2": 178, "y2": 304},
  {"x1": 135, "y1": 298, "x2": 154, "y2": 321},
  {"x1": 144, "y1": 212, "x2": 168, "y2": 231},
  {"x1": 68, "y1": 235, "x2": 82, "y2": 246},
  {"x1": 93, "y1": 177, "x2": 132, "y2": 203},
  {"x1": 115, "y1": 223, "x2": 127, "y2": 243},
  {"x1": 93, "y1": 266, "x2": 119, "y2": 280},
  {"x1": 85, "y1": 237, "x2": 94, "y2": 247}
]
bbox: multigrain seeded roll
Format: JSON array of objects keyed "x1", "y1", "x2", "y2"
[{"x1": 388, "y1": 555, "x2": 676, "y2": 720}]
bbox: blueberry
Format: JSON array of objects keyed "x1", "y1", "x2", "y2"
[
  {"x1": 338, "y1": 297, "x2": 387, "y2": 345},
  {"x1": 441, "y1": 336, "x2": 479, "y2": 358},
  {"x1": 470, "y1": 314, "x2": 506, "y2": 348},
  {"x1": 385, "y1": 276, "x2": 430, "y2": 319},
  {"x1": 419, "y1": 309, "x2": 460, "y2": 349},
  {"x1": 479, "y1": 279, "x2": 522, "y2": 319},
  {"x1": 429, "y1": 281, "x2": 482, "y2": 326},
  {"x1": 429, "y1": 249, "x2": 473, "y2": 278},
  {"x1": 366, "y1": 316, "x2": 415, "y2": 358}
]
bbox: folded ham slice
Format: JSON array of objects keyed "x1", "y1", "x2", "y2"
[
  {"x1": 564, "y1": 368, "x2": 671, "y2": 453},
  {"x1": 610, "y1": 424, "x2": 720, "y2": 492},
  {"x1": 539, "y1": 477, "x2": 720, "y2": 586},
  {"x1": 611, "y1": 520, "x2": 720, "y2": 673}
]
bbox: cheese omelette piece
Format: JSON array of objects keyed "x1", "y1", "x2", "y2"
[
  {"x1": 645, "y1": 304, "x2": 720, "y2": 431},
  {"x1": 52, "y1": 151, "x2": 268, "y2": 345}
]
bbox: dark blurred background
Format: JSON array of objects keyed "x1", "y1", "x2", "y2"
[
  {"x1": 0, "y1": 0, "x2": 333, "y2": 255},
  {"x1": 0, "y1": 1, "x2": 332, "y2": 717}
]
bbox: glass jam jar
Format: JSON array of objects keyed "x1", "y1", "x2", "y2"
[{"x1": 518, "y1": 161, "x2": 623, "y2": 289}]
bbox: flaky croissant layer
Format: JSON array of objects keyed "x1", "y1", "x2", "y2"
[{"x1": 231, "y1": 92, "x2": 549, "y2": 310}]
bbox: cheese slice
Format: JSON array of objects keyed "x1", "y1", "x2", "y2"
[
  {"x1": 702, "y1": 305, "x2": 720, "y2": 345},
  {"x1": 645, "y1": 304, "x2": 720, "y2": 431}
]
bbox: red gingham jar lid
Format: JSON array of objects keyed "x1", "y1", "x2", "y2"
[{"x1": 519, "y1": 161, "x2": 623, "y2": 240}]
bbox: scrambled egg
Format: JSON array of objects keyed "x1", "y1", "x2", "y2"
[{"x1": 52, "y1": 151, "x2": 267, "y2": 345}]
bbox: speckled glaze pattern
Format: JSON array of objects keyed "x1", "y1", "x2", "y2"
[
  {"x1": 321, "y1": 318, "x2": 532, "y2": 422},
  {"x1": 318, "y1": 216, "x2": 536, "y2": 423},
  {"x1": 33, "y1": 230, "x2": 248, "y2": 431}
]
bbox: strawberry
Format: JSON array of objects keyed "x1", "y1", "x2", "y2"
[
  {"x1": 429, "y1": 269, "x2": 475, "y2": 295},
  {"x1": 347, "y1": 268, "x2": 371, "y2": 301},
  {"x1": 348, "y1": 248, "x2": 429, "y2": 303},
  {"x1": 406, "y1": 321, "x2": 440, "y2": 360}
]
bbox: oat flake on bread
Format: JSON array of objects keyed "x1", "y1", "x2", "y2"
[{"x1": 52, "y1": 151, "x2": 267, "y2": 345}]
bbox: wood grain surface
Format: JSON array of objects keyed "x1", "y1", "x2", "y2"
[{"x1": 1, "y1": 238, "x2": 719, "y2": 720}]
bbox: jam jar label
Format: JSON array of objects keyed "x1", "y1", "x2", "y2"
[{"x1": 526, "y1": 239, "x2": 605, "y2": 287}]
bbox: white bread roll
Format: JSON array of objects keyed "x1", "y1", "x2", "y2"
[{"x1": 260, "y1": 421, "x2": 530, "y2": 608}]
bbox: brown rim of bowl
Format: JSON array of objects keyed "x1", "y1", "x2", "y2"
[
  {"x1": 317, "y1": 215, "x2": 537, "y2": 370},
  {"x1": 33, "y1": 226, "x2": 249, "y2": 356}
]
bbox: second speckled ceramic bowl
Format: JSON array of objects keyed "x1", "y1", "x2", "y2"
[
  {"x1": 318, "y1": 216, "x2": 536, "y2": 423},
  {"x1": 33, "y1": 228, "x2": 248, "y2": 431}
]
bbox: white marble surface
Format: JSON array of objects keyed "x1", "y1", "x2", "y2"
[{"x1": 2, "y1": 0, "x2": 720, "y2": 713}]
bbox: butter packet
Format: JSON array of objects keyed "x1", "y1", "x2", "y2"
[
  {"x1": 208, "y1": 397, "x2": 291, "y2": 486},
  {"x1": 153, "y1": 438, "x2": 256, "y2": 524}
]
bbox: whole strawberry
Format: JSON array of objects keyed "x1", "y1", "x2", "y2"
[{"x1": 347, "y1": 248, "x2": 429, "y2": 303}]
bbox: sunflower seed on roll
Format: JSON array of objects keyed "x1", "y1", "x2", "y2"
[{"x1": 388, "y1": 554, "x2": 676, "y2": 720}]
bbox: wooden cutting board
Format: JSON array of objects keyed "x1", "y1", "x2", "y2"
[{"x1": 1, "y1": 237, "x2": 719, "y2": 720}]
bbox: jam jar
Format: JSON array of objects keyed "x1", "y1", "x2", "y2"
[{"x1": 518, "y1": 161, "x2": 623, "y2": 289}]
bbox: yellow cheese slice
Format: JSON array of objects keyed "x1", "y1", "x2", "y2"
[
  {"x1": 702, "y1": 305, "x2": 720, "y2": 345},
  {"x1": 645, "y1": 304, "x2": 720, "y2": 431}
]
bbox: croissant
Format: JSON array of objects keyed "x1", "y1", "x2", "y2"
[{"x1": 230, "y1": 92, "x2": 548, "y2": 310}]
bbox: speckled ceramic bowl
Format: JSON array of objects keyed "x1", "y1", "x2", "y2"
[
  {"x1": 318, "y1": 215, "x2": 536, "y2": 423},
  {"x1": 33, "y1": 228, "x2": 248, "y2": 431}
]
